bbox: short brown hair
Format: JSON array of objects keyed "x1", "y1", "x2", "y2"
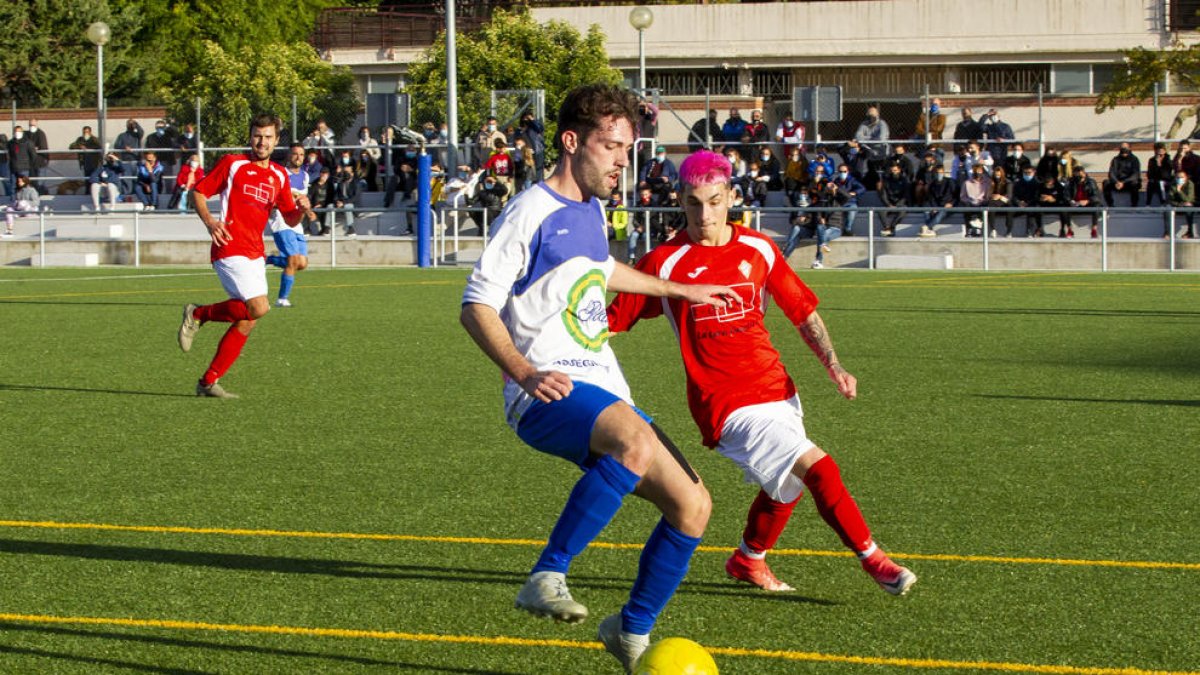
[
  {"x1": 554, "y1": 83, "x2": 639, "y2": 153},
  {"x1": 249, "y1": 113, "x2": 283, "y2": 136}
]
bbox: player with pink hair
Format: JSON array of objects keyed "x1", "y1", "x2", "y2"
[{"x1": 608, "y1": 149, "x2": 916, "y2": 597}]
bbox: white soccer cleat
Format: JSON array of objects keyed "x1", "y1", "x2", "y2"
[
  {"x1": 178, "y1": 303, "x2": 200, "y2": 353},
  {"x1": 811, "y1": 260, "x2": 823, "y2": 269},
  {"x1": 597, "y1": 613, "x2": 649, "y2": 673},
  {"x1": 275, "y1": 298, "x2": 292, "y2": 308},
  {"x1": 514, "y1": 571, "x2": 588, "y2": 624}
]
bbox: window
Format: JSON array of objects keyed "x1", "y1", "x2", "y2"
[{"x1": 1052, "y1": 64, "x2": 1090, "y2": 94}]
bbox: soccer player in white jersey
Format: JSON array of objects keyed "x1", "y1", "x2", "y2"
[
  {"x1": 607, "y1": 150, "x2": 916, "y2": 597},
  {"x1": 460, "y1": 84, "x2": 739, "y2": 671},
  {"x1": 177, "y1": 114, "x2": 311, "y2": 398},
  {"x1": 266, "y1": 143, "x2": 314, "y2": 307}
]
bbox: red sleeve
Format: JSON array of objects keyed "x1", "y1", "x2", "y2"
[
  {"x1": 193, "y1": 156, "x2": 230, "y2": 198},
  {"x1": 767, "y1": 247, "x2": 820, "y2": 326},
  {"x1": 606, "y1": 256, "x2": 665, "y2": 333}
]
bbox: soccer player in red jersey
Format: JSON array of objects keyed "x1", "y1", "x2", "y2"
[
  {"x1": 607, "y1": 150, "x2": 916, "y2": 596},
  {"x1": 177, "y1": 114, "x2": 312, "y2": 398}
]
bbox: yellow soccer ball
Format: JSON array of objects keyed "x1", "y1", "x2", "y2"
[{"x1": 632, "y1": 637, "x2": 718, "y2": 675}]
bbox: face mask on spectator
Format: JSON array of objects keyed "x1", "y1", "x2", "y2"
[
  {"x1": 189, "y1": 160, "x2": 200, "y2": 168},
  {"x1": 487, "y1": 124, "x2": 497, "y2": 132},
  {"x1": 934, "y1": 172, "x2": 944, "y2": 182},
  {"x1": 83, "y1": 131, "x2": 92, "y2": 138},
  {"x1": 838, "y1": 171, "x2": 849, "y2": 180},
  {"x1": 1120, "y1": 148, "x2": 1130, "y2": 155},
  {"x1": 458, "y1": 170, "x2": 468, "y2": 179},
  {"x1": 760, "y1": 154, "x2": 769, "y2": 161},
  {"x1": 156, "y1": 126, "x2": 165, "y2": 135},
  {"x1": 1013, "y1": 149, "x2": 1023, "y2": 158},
  {"x1": 342, "y1": 157, "x2": 352, "y2": 165},
  {"x1": 656, "y1": 152, "x2": 666, "y2": 160},
  {"x1": 1060, "y1": 159, "x2": 1068, "y2": 165},
  {"x1": 440, "y1": 129, "x2": 448, "y2": 139},
  {"x1": 1178, "y1": 177, "x2": 1187, "y2": 185},
  {"x1": 749, "y1": 170, "x2": 758, "y2": 177},
  {"x1": 868, "y1": 114, "x2": 878, "y2": 122},
  {"x1": 1023, "y1": 173, "x2": 1034, "y2": 181},
  {"x1": 930, "y1": 104, "x2": 940, "y2": 115},
  {"x1": 127, "y1": 123, "x2": 137, "y2": 132},
  {"x1": 14, "y1": 131, "x2": 24, "y2": 140},
  {"x1": 405, "y1": 150, "x2": 416, "y2": 158},
  {"x1": 30, "y1": 125, "x2": 38, "y2": 132}
]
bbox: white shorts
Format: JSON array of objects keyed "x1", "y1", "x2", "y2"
[
  {"x1": 213, "y1": 256, "x2": 268, "y2": 301},
  {"x1": 716, "y1": 395, "x2": 817, "y2": 504}
]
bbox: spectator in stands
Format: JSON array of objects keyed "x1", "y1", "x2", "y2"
[
  {"x1": 518, "y1": 111, "x2": 546, "y2": 182},
  {"x1": 921, "y1": 165, "x2": 956, "y2": 237},
  {"x1": 88, "y1": 154, "x2": 124, "y2": 213},
  {"x1": 70, "y1": 125, "x2": 103, "y2": 178},
  {"x1": 854, "y1": 105, "x2": 890, "y2": 187},
  {"x1": 0, "y1": 130, "x2": 9, "y2": 198},
  {"x1": 176, "y1": 123, "x2": 198, "y2": 157},
  {"x1": 384, "y1": 144, "x2": 420, "y2": 211},
  {"x1": 1173, "y1": 140, "x2": 1200, "y2": 185},
  {"x1": 805, "y1": 180, "x2": 852, "y2": 269},
  {"x1": 1037, "y1": 172, "x2": 1068, "y2": 238},
  {"x1": 915, "y1": 97, "x2": 946, "y2": 142},
  {"x1": 689, "y1": 109, "x2": 722, "y2": 152},
  {"x1": 744, "y1": 161, "x2": 771, "y2": 208},
  {"x1": 169, "y1": 153, "x2": 204, "y2": 212},
  {"x1": 988, "y1": 166, "x2": 1014, "y2": 237},
  {"x1": 658, "y1": 188, "x2": 684, "y2": 242},
  {"x1": 1004, "y1": 142, "x2": 1032, "y2": 181},
  {"x1": 757, "y1": 146, "x2": 782, "y2": 192},
  {"x1": 355, "y1": 149, "x2": 378, "y2": 192},
  {"x1": 725, "y1": 148, "x2": 746, "y2": 186},
  {"x1": 473, "y1": 173, "x2": 508, "y2": 228},
  {"x1": 512, "y1": 136, "x2": 534, "y2": 193},
  {"x1": 7, "y1": 126, "x2": 39, "y2": 197},
  {"x1": 1059, "y1": 150, "x2": 1081, "y2": 182},
  {"x1": 2, "y1": 173, "x2": 38, "y2": 237},
  {"x1": 308, "y1": 166, "x2": 335, "y2": 235},
  {"x1": 952, "y1": 142, "x2": 992, "y2": 184},
  {"x1": 27, "y1": 119, "x2": 48, "y2": 192},
  {"x1": 913, "y1": 150, "x2": 940, "y2": 205},
  {"x1": 953, "y1": 107, "x2": 983, "y2": 152},
  {"x1": 808, "y1": 148, "x2": 835, "y2": 182},
  {"x1": 629, "y1": 187, "x2": 658, "y2": 261},
  {"x1": 634, "y1": 100, "x2": 659, "y2": 166},
  {"x1": 959, "y1": 165, "x2": 991, "y2": 237},
  {"x1": 839, "y1": 139, "x2": 870, "y2": 181},
  {"x1": 145, "y1": 120, "x2": 177, "y2": 178},
  {"x1": 475, "y1": 116, "x2": 505, "y2": 162},
  {"x1": 1146, "y1": 142, "x2": 1172, "y2": 206},
  {"x1": 775, "y1": 112, "x2": 804, "y2": 152},
  {"x1": 358, "y1": 125, "x2": 381, "y2": 164},
  {"x1": 878, "y1": 162, "x2": 910, "y2": 236},
  {"x1": 484, "y1": 138, "x2": 514, "y2": 198},
  {"x1": 333, "y1": 162, "x2": 359, "y2": 237},
  {"x1": 783, "y1": 146, "x2": 809, "y2": 207},
  {"x1": 1013, "y1": 164, "x2": 1042, "y2": 237},
  {"x1": 639, "y1": 145, "x2": 678, "y2": 200},
  {"x1": 303, "y1": 119, "x2": 336, "y2": 166},
  {"x1": 980, "y1": 109, "x2": 1014, "y2": 166},
  {"x1": 1103, "y1": 142, "x2": 1141, "y2": 207},
  {"x1": 1167, "y1": 169, "x2": 1196, "y2": 239},
  {"x1": 606, "y1": 190, "x2": 629, "y2": 243},
  {"x1": 302, "y1": 149, "x2": 323, "y2": 185},
  {"x1": 831, "y1": 163, "x2": 865, "y2": 235},
  {"x1": 887, "y1": 143, "x2": 918, "y2": 183},
  {"x1": 1036, "y1": 146, "x2": 1061, "y2": 182},
  {"x1": 114, "y1": 119, "x2": 144, "y2": 193},
  {"x1": 1065, "y1": 165, "x2": 1100, "y2": 238},
  {"x1": 722, "y1": 108, "x2": 748, "y2": 150},
  {"x1": 745, "y1": 110, "x2": 770, "y2": 147},
  {"x1": 134, "y1": 152, "x2": 164, "y2": 210}
]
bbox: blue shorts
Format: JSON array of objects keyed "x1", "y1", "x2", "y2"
[
  {"x1": 516, "y1": 381, "x2": 653, "y2": 467},
  {"x1": 273, "y1": 229, "x2": 308, "y2": 258}
]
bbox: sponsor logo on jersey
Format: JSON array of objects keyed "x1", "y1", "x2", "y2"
[
  {"x1": 687, "y1": 266, "x2": 708, "y2": 279},
  {"x1": 242, "y1": 180, "x2": 277, "y2": 205},
  {"x1": 739, "y1": 260, "x2": 753, "y2": 279},
  {"x1": 561, "y1": 269, "x2": 609, "y2": 352},
  {"x1": 691, "y1": 281, "x2": 756, "y2": 323}
]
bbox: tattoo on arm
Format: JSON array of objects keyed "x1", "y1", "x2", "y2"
[{"x1": 798, "y1": 312, "x2": 838, "y2": 369}]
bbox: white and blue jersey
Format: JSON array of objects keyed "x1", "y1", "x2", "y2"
[
  {"x1": 269, "y1": 167, "x2": 310, "y2": 236},
  {"x1": 462, "y1": 182, "x2": 633, "y2": 431}
]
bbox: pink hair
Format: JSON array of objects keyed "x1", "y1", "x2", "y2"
[{"x1": 678, "y1": 150, "x2": 732, "y2": 188}]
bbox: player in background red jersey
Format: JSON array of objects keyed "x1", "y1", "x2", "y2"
[
  {"x1": 177, "y1": 114, "x2": 311, "y2": 398},
  {"x1": 607, "y1": 150, "x2": 916, "y2": 596}
]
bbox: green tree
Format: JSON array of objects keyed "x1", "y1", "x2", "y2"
[
  {"x1": 1095, "y1": 44, "x2": 1200, "y2": 138},
  {"x1": 0, "y1": 0, "x2": 147, "y2": 107},
  {"x1": 160, "y1": 40, "x2": 357, "y2": 149},
  {"x1": 406, "y1": 8, "x2": 622, "y2": 149}
]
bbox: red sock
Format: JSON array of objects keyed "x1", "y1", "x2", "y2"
[
  {"x1": 194, "y1": 299, "x2": 250, "y2": 325},
  {"x1": 741, "y1": 489, "x2": 801, "y2": 554},
  {"x1": 201, "y1": 325, "x2": 249, "y2": 385},
  {"x1": 802, "y1": 455, "x2": 873, "y2": 554}
]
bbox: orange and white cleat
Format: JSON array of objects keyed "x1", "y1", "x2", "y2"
[
  {"x1": 725, "y1": 551, "x2": 795, "y2": 592},
  {"x1": 861, "y1": 549, "x2": 917, "y2": 596}
]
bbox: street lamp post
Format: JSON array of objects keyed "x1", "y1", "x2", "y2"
[
  {"x1": 86, "y1": 21, "x2": 110, "y2": 150},
  {"x1": 628, "y1": 7, "x2": 653, "y2": 93}
]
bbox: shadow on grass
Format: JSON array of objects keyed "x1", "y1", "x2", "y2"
[
  {"x1": 0, "y1": 539, "x2": 836, "y2": 607},
  {"x1": 0, "y1": 383, "x2": 194, "y2": 398},
  {"x1": 975, "y1": 393, "x2": 1200, "y2": 407},
  {"x1": 0, "y1": 623, "x2": 519, "y2": 673},
  {"x1": 0, "y1": 299, "x2": 179, "y2": 307},
  {"x1": 0, "y1": 641, "x2": 210, "y2": 674}
]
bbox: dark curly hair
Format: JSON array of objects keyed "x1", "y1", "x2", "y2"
[{"x1": 553, "y1": 83, "x2": 639, "y2": 154}]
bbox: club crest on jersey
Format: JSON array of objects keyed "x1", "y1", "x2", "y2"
[
  {"x1": 738, "y1": 260, "x2": 753, "y2": 279},
  {"x1": 562, "y1": 269, "x2": 609, "y2": 352}
]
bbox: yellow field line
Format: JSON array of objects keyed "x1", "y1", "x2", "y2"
[
  {"x1": 0, "y1": 612, "x2": 1192, "y2": 675},
  {"x1": 2, "y1": 519, "x2": 1196, "y2": 572}
]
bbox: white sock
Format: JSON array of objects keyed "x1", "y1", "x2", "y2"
[
  {"x1": 857, "y1": 541, "x2": 878, "y2": 560},
  {"x1": 739, "y1": 539, "x2": 767, "y2": 560}
]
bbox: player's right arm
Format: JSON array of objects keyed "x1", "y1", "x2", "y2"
[{"x1": 460, "y1": 303, "x2": 572, "y2": 403}]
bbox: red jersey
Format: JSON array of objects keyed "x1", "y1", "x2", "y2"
[
  {"x1": 193, "y1": 153, "x2": 299, "y2": 262},
  {"x1": 485, "y1": 151, "x2": 512, "y2": 177},
  {"x1": 607, "y1": 226, "x2": 819, "y2": 447}
]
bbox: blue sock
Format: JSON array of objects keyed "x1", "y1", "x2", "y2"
[
  {"x1": 531, "y1": 455, "x2": 640, "y2": 575},
  {"x1": 621, "y1": 518, "x2": 701, "y2": 635},
  {"x1": 279, "y1": 273, "x2": 295, "y2": 300},
  {"x1": 267, "y1": 255, "x2": 287, "y2": 268}
]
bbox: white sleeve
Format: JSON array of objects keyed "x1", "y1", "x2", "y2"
[{"x1": 461, "y1": 212, "x2": 530, "y2": 312}]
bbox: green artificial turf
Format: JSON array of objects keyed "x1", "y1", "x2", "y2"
[{"x1": 0, "y1": 267, "x2": 1197, "y2": 674}]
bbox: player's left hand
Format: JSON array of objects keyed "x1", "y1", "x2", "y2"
[
  {"x1": 681, "y1": 284, "x2": 743, "y2": 309},
  {"x1": 828, "y1": 364, "x2": 857, "y2": 400}
]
